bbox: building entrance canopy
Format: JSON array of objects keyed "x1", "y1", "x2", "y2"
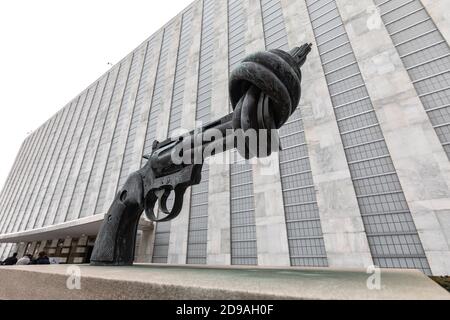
[{"x1": 0, "y1": 215, "x2": 103, "y2": 243}]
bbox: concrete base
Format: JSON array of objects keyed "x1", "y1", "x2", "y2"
[{"x1": 0, "y1": 264, "x2": 448, "y2": 300}]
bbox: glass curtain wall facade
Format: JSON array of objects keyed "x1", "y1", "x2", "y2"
[{"x1": 306, "y1": 0, "x2": 430, "y2": 273}]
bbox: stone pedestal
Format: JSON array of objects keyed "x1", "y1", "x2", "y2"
[
  {"x1": 0, "y1": 264, "x2": 448, "y2": 300},
  {"x1": 135, "y1": 221, "x2": 154, "y2": 263}
]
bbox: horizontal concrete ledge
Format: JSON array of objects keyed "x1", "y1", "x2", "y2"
[
  {"x1": 0, "y1": 215, "x2": 105, "y2": 243},
  {"x1": 0, "y1": 264, "x2": 448, "y2": 300},
  {"x1": 0, "y1": 216, "x2": 154, "y2": 244}
]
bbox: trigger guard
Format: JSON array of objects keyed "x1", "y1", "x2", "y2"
[{"x1": 144, "y1": 187, "x2": 186, "y2": 223}]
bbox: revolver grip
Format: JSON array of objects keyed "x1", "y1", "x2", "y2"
[{"x1": 90, "y1": 172, "x2": 144, "y2": 266}]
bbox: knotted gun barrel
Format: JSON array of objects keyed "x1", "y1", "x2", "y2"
[
  {"x1": 90, "y1": 44, "x2": 312, "y2": 266},
  {"x1": 229, "y1": 45, "x2": 311, "y2": 158},
  {"x1": 151, "y1": 44, "x2": 313, "y2": 165}
]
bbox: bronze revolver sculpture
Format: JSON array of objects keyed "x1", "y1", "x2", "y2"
[{"x1": 90, "y1": 44, "x2": 312, "y2": 266}]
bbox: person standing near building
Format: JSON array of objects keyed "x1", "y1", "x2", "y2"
[
  {"x1": 31, "y1": 251, "x2": 50, "y2": 265},
  {"x1": 1, "y1": 253, "x2": 18, "y2": 265},
  {"x1": 16, "y1": 254, "x2": 33, "y2": 265}
]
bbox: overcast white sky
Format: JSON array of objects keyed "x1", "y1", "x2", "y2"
[{"x1": 0, "y1": 0, "x2": 193, "y2": 191}]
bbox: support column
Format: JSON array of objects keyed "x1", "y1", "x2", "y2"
[
  {"x1": 421, "y1": 0, "x2": 450, "y2": 45},
  {"x1": 147, "y1": 17, "x2": 183, "y2": 264},
  {"x1": 155, "y1": 18, "x2": 183, "y2": 143},
  {"x1": 136, "y1": 222, "x2": 155, "y2": 263},
  {"x1": 167, "y1": 0, "x2": 203, "y2": 265},
  {"x1": 16, "y1": 243, "x2": 26, "y2": 258},
  {"x1": 38, "y1": 241, "x2": 47, "y2": 254},
  {"x1": 245, "y1": 0, "x2": 290, "y2": 267},
  {"x1": 10, "y1": 243, "x2": 18, "y2": 256},
  {"x1": 131, "y1": 30, "x2": 164, "y2": 259},
  {"x1": 27, "y1": 242, "x2": 37, "y2": 256},
  {"x1": 207, "y1": 0, "x2": 231, "y2": 266},
  {"x1": 338, "y1": 0, "x2": 450, "y2": 275},
  {"x1": 86, "y1": 55, "x2": 134, "y2": 218},
  {"x1": 133, "y1": 31, "x2": 164, "y2": 174},
  {"x1": 280, "y1": 0, "x2": 373, "y2": 268},
  {"x1": 101, "y1": 44, "x2": 147, "y2": 208}
]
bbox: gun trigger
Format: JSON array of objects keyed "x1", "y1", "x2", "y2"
[
  {"x1": 144, "y1": 187, "x2": 187, "y2": 223},
  {"x1": 157, "y1": 189, "x2": 172, "y2": 215}
]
